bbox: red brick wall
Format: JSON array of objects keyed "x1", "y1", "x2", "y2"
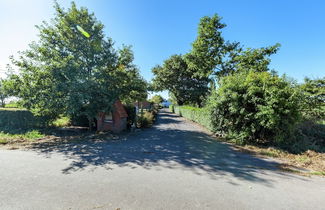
[{"x1": 97, "y1": 100, "x2": 128, "y2": 133}]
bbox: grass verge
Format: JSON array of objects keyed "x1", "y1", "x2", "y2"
[
  {"x1": 232, "y1": 144, "x2": 325, "y2": 176},
  {"x1": 0, "y1": 130, "x2": 45, "y2": 144}
]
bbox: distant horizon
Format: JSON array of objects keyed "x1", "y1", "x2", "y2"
[{"x1": 1, "y1": 0, "x2": 324, "y2": 99}]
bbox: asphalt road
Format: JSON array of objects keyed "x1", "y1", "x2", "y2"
[{"x1": 1, "y1": 109, "x2": 324, "y2": 210}]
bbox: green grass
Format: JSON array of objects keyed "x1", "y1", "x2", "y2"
[
  {"x1": 0, "y1": 130, "x2": 45, "y2": 144},
  {"x1": 4, "y1": 102, "x2": 23, "y2": 108},
  {"x1": 318, "y1": 120, "x2": 325, "y2": 125},
  {"x1": 310, "y1": 171, "x2": 325, "y2": 176},
  {"x1": 0, "y1": 107, "x2": 26, "y2": 111},
  {"x1": 0, "y1": 139, "x2": 8, "y2": 144},
  {"x1": 52, "y1": 116, "x2": 71, "y2": 127},
  {"x1": 260, "y1": 150, "x2": 283, "y2": 158}
]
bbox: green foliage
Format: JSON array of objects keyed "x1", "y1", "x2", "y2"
[
  {"x1": 0, "y1": 108, "x2": 48, "y2": 131},
  {"x1": 184, "y1": 14, "x2": 245, "y2": 81},
  {"x1": 5, "y1": 2, "x2": 147, "y2": 127},
  {"x1": 186, "y1": 14, "x2": 228, "y2": 78},
  {"x1": 4, "y1": 101, "x2": 23, "y2": 108},
  {"x1": 152, "y1": 55, "x2": 209, "y2": 106},
  {"x1": 124, "y1": 104, "x2": 136, "y2": 128},
  {"x1": 137, "y1": 111, "x2": 154, "y2": 128},
  {"x1": 300, "y1": 77, "x2": 325, "y2": 121},
  {"x1": 216, "y1": 44, "x2": 281, "y2": 78},
  {"x1": 169, "y1": 105, "x2": 174, "y2": 113},
  {"x1": 172, "y1": 106, "x2": 214, "y2": 131},
  {"x1": 23, "y1": 130, "x2": 45, "y2": 139},
  {"x1": 289, "y1": 121, "x2": 325, "y2": 153},
  {"x1": 151, "y1": 14, "x2": 280, "y2": 107},
  {"x1": 152, "y1": 14, "x2": 229, "y2": 105},
  {"x1": 207, "y1": 71, "x2": 302, "y2": 145},
  {"x1": 0, "y1": 79, "x2": 9, "y2": 107},
  {"x1": 117, "y1": 45, "x2": 148, "y2": 104},
  {"x1": 152, "y1": 104, "x2": 159, "y2": 115},
  {"x1": 150, "y1": 95, "x2": 164, "y2": 104},
  {"x1": 234, "y1": 44, "x2": 280, "y2": 72},
  {"x1": 0, "y1": 130, "x2": 45, "y2": 144},
  {"x1": 51, "y1": 116, "x2": 71, "y2": 127}
]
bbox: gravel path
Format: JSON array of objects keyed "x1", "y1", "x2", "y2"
[{"x1": 0, "y1": 109, "x2": 324, "y2": 210}]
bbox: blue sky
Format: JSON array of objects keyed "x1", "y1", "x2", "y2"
[{"x1": 0, "y1": 0, "x2": 324, "y2": 99}]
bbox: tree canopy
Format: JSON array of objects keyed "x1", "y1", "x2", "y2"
[
  {"x1": 152, "y1": 55, "x2": 209, "y2": 106},
  {"x1": 5, "y1": 2, "x2": 147, "y2": 124},
  {"x1": 150, "y1": 95, "x2": 164, "y2": 104},
  {"x1": 151, "y1": 13, "x2": 280, "y2": 106}
]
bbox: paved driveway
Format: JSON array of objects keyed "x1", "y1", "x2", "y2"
[{"x1": 1, "y1": 109, "x2": 324, "y2": 210}]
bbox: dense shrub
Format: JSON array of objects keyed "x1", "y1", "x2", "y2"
[
  {"x1": 300, "y1": 77, "x2": 325, "y2": 121},
  {"x1": 207, "y1": 71, "x2": 302, "y2": 145},
  {"x1": 0, "y1": 108, "x2": 47, "y2": 131},
  {"x1": 288, "y1": 121, "x2": 325, "y2": 153},
  {"x1": 137, "y1": 111, "x2": 154, "y2": 128},
  {"x1": 51, "y1": 116, "x2": 71, "y2": 127}
]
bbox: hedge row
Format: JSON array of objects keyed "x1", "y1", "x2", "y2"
[
  {"x1": 0, "y1": 108, "x2": 47, "y2": 130},
  {"x1": 169, "y1": 105, "x2": 213, "y2": 131}
]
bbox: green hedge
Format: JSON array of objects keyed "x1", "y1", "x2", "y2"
[
  {"x1": 169, "y1": 105, "x2": 213, "y2": 131},
  {"x1": 0, "y1": 108, "x2": 47, "y2": 131},
  {"x1": 169, "y1": 104, "x2": 174, "y2": 113}
]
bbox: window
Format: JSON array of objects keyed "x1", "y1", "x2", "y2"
[{"x1": 104, "y1": 112, "x2": 113, "y2": 122}]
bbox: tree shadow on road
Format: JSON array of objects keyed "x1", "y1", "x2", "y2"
[{"x1": 27, "y1": 111, "x2": 308, "y2": 186}]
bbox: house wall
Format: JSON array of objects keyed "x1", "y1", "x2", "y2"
[
  {"x1": 97, "y1": 101, "x2": 128, "y2": 133},
  {"x1": 112, "y1": 117, "x2": 127, "y2": 133},
  {"x1": 99, "y1": 117, "x2": 127, "y2": 133}
]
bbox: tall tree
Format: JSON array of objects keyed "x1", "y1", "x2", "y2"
[
  {"x1": 150, "y1": 95, "x2": 164, "y2": 104},
  {"x1": 152, "y1": 55, "x2": 209, "y2": 106},
  {"x1": 185, "y1": 14, "x2": 280, "y2": 79},
  {"x1": 6, "y1": 2, "x2": 146, "y2": 126},
  {"x1": 152, "y1": 14, "x2": 233, "y2": 106},
  {"x1": 153, "y1": 13, "x2": 281, "y2": 106},
  {"x1": 185, "y1": 14, "x2": 241, "y2": 79},
  {"x1": 116, "y1": 45, "x2": 148, "y2": 104}
]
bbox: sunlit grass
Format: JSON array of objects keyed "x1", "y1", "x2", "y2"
[
  {"x1": 52, "y1": 116, "x2": 71, "y2": 127},
  {"x1": 310, "y1": 171, "x2": 325, "y2": 176},
  {"x1": 0, "y1": 130, "x2": 45, "y2": 144}
]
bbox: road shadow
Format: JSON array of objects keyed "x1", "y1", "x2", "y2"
[{"x1": 27, "y1": 110, "x2": 308, "y2": 186}]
